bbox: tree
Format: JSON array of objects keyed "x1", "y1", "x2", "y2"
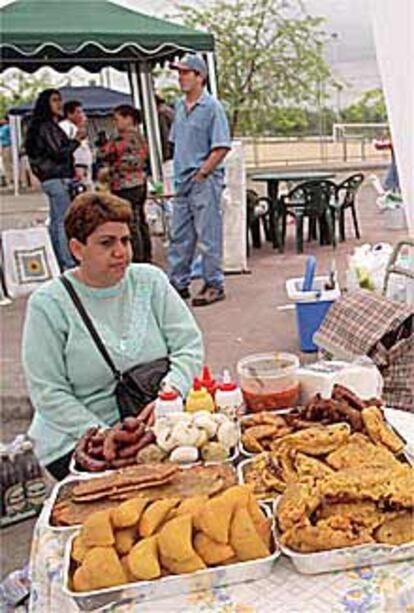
[
  {"x1": 175, "y1": 0, "x2": 332, "y2": 135},
  {"x1": 341, "y1": 88, "x2": 387, "y2": 124},
  {"x1": 0, "y1": 70, "x2": 56, "y2": 118}
]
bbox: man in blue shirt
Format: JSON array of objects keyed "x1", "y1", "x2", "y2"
[
  {"x1": 0, "y1": 117, "x2": 12, "y2": 187},
  {"x1": 168, "y1": 54, "x2": 231, "y2": 306}
]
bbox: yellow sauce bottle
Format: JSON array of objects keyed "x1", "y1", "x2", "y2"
[{"x1": 185, "y1": 378, "x2": 215, "y2": 413}]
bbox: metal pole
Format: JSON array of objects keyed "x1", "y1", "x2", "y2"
[
  {"x1": 139, "y1": 62, "x2": 162, "y2": 182},
  {"x1": 9, "y1": 114, "x2": 20, "y2": 196},
  {"x1": 205, "y1": 52, "x2": 218, "y2": 98}
]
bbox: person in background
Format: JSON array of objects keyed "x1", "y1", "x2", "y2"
[
  {"x1": 168, "y1": 54, "x2": 231, "y2": 307},
  {"x1": 98, "y1": 105, "x2": 151, "y2": 263},
  {"x1": 373, "y1": 136, "x2": 400, "y2": 193},
  {"x1": 59, "y1": 100, "x2": 93, "y2": 189},
  {"x1": 25, "y1": 89, "x2": 86, "y2": 270},
  {"x1": 22, "y1": 191, "x2": 203, "y2": 479},
  {"x1": 0, "y1": 116, "x2": 12, "y2": 187},
  {"x1": 155, "y1": 94, "x2": 174, "y2": 162}
]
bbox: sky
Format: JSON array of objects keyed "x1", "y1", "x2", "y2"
[{"x1": 0, "y1": 0, "x2": 382, "y2": 106}]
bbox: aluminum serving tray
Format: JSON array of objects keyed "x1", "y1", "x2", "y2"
[
  {"x1": 69, "y1": 446, "x2": 240, "y2": 477},
  {"x1": 62, "y1": 505, "x2": 280, "y2": 611},
  {"x1": 46, "y1": 474, "x2": 93, "y2": 533},
  {"x1": 272, "y1": 498, "x2": 414, "y2": 574}
]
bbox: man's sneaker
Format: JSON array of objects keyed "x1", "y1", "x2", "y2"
[
  {"x1": 174, "y1": 286, "x2": 191, "y2": 300},
  {"x1": 192, "y1": 285, "x2": 225, "y2": 307}
]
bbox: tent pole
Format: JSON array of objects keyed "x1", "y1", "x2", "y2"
[
  {"x1": 139, "y1": 62, "x2": 163, "y2": 182},
  {"x1": 10, "y1": 114, "x2": 20, "y2": 197},
  {"x1": 128, "y1": 62, "x2": 142, "y2": 110},
  {"x1": 206, "y1": 52, "x2": 218, "y2": 98}
]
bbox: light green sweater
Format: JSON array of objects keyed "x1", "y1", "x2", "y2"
[{"x1": 22, "y1": 264, "x2": 204, "y2": 466}]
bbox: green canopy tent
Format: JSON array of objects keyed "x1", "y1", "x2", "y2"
[{"x1": 0, "y1": 0, "x2": 216, "y2": 191}]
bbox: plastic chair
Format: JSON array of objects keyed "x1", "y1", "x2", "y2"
[
  {"x1": 279, "y1": 180, "x2": 337, "y2": 253},
  {"x1": 246, "y1": 189, "x2": 271, "y2": 254},
  {"x1": 335, "y1": 173, "x2": 364, "y2": 241}
]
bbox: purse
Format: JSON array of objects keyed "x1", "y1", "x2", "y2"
[{"x1": 60, "y1": 276, "x2": 169, "y2": 419}]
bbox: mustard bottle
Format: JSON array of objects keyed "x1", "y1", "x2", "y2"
[{"x1": 185, "y1": 378, "x2": 215, "y2": 413}]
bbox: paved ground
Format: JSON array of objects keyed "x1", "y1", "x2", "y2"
[{"x1": 0, "y1": 168, "x2": 408, "y2": 579}]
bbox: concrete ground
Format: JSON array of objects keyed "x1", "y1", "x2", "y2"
[{"x1": 0, "y1": 169, "x2": 408, "y2": 579}]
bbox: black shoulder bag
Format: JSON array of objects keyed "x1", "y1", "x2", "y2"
[{"x1": 60, "y1": 276, "x2": 169, "y2": 420}]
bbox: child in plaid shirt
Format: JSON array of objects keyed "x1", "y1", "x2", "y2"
[{"x1": 99, "y1": 105, "x2": 151, "y2": 262}]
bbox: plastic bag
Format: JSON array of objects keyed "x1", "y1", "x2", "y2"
[{"x1": 346, "y1": 243, "x2": 393, "y2": 292}]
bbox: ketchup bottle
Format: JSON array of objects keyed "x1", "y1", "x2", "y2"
[{"x1": 200, "y1": 365, "x2": 217, "y2": 397}]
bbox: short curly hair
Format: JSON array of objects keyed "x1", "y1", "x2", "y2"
[{"x1": 64, "y1": 192, "x2": 133, "y2": 244}]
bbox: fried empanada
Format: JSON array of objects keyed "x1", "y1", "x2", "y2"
[
  {"x1": 114, "y1": 526, "x2": 137, "y2": 555},
  {"x1": 194, "y1": 493, "x2": 234, "y2": 544},
  {"x1": 127, "y1": 536, "x2": 161, "y2": 580},
  {"x1": 158, "y1": 513, "x2": 195, "y2": 562},
  {"x1": 81, "y1": 510, "x2": 114, "y2": 547},
  {"x1": 220, "y1": 485, "x2": 252, "y2": 509},
  {"x1": 229, "y1": 506, "x2": 270, "y2": 561},
  {"x1": 71, "y1": 534, "x2": 90, "y2": 564},
  {"x1": 111, "y1": 497, "x2": 148, "y2": 529},
  {"x1": 247, "y1": 494, "x2": 272, "y2": 549},
  {"x1": 374, "y1": 512, "x2": 414, "y2": 545},
  {"x1": 72, "y1": 566, "x2": 91, "y2": 592},
  {"x1": 174, "y1": 495, "x2": 209, "y2": 520},
  {"x1": 138, "y1": 498, "x2": 180, "y2": 537},
  {"x1": 79, "y1": 546, "x2": 127, "y2": 590},
  {"x1": 193, "y1": 532, "x2": 235, "y2": 566},
  {"x1": 362, "y1": 406, "x2": 405, "y2": 453},
  {"x1": 120, "y1": 555, "x2": 137, "y2": 582},
  {"x1": 161, "y1": 553, "x2": 206, "y2": 574}
]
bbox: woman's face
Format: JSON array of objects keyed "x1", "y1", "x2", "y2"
[
  {"x1": 114, "y1": 112, "x2": 134, "y2": 133},
  {"x1": 70, "y1": 222, "x2": 132, "y2": 287},
  {"x1": 49, "y1": 93, "x2": 63, "y2": 117}
]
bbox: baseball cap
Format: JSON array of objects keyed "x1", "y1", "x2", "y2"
[{"x1": 170, "y1": 54, "x2": 208, "y2": 77}]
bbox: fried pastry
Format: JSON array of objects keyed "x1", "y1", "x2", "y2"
[
  {"x1": 316, "y1": 501, "x2": 387, "y2": 531},
  {"x1": 277, "y1": 482, "x2": 320, "y2": 532},
  {"x1": 326, "y1": 433, "x2": 401, "y2": 470},
  {"x1": 362, "y1": 406, "x2": 404, "y2": 453},
  {"x1": 111, "y1": 497, "x2": 148, "y2": 529},
  {"x1": 273, "y1": 423, "x2": 351, "y2": 455},
  {"x1": 388, "y1": 468, "x2": 414, "y2": 508},
  {"x1": 294, "y1": 453, "x2": 334, "y2": 480},
  {"x1": 71, "y1": 534, "x2": 90, "y2": 564},
  {"x1": 161, "y1": 553, "x2": 206, "y2": 574},
  {"x1": 81, "y1": 510, "x2": 114, "y2": 547},
  {"x1": 174, "y1": 495, "x2": 209, "y2": 520},
  {"x1": 229, "y1": 506, "x2": 270, "y2": 561},
  {"x1": 374, "y1": 512, "x2": 414, "y2": 545},
  {"x1": 194, "y1": 492, "x2": 234, "y2": 544},
  {"x1": 193, "y1": 532, "x2": 235, "y2": 565},
  {"x1": 281, "y1": 519, "x2": 374, "y2": 553},
  {"x1": 138, "y1": 498, "x2": 180, "y2": 537},
  {"x1": 114, "y1": 526, "x2": 137, "y2": 555},
  {"x1": 127, "y1": 535, "x2": 161, "y2": 580},
  {"x1": 76, "y1": 547, "x2": 127, "y2": 591},
  {"x1": 158, "y1": 513, "x2": 195, "y2": 562}
]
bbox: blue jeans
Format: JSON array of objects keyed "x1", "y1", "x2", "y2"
[
  {"x1": 384, "y1": 155, "x2": 400, "y2": 192},
  {"x1": 168, "y1": 175, "x2": 224, "y2": 290},
  {"x1": 42, "y1": 178, "x2": 75, "y2": 270}
]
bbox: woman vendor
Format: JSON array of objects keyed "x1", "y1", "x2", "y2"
[{"x1": 22, "y1": 192, "x2": 204, "y2": 480}]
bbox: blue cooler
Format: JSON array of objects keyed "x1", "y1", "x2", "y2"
[{"x1": 286, "y1": 277, "x2": 340, "y2": 352}]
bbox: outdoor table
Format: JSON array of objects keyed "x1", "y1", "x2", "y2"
[
  {"x1": 27, "y1": 408, "x2": 414, "y2": 613},
  {"x1": 251, "y1": 171, "x2": 336, "y2": 250}
]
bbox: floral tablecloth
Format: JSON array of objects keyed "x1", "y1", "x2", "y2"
[{"x1": 28, "y1": 409, "x2": 414, "y2": 613}]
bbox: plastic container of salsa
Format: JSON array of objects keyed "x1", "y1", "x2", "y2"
[{"x1": 237, "y1": 353, "x2": 300, "y2": 412}]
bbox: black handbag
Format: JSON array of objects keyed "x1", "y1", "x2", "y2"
[{"x1": 60, "y1": 276, "x2": 169, "y2": 419}]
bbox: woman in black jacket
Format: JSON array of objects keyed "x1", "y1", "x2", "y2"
[{"x1": 25, "y1": 89, "x2": 85, "y2": 270}]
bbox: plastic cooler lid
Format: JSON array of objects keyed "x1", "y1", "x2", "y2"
[{"x1": 286, "y1": 276, "x2": 340, "y2": 302}]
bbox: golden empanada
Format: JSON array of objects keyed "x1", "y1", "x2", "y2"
[
  {"x1": 114, "y1": 526, "x2": 137, "y2": 555},
  {"x1": 138, "y1": 498, "x2": 180, "y2": 537},
  {"x1": 193, "y1": 532, "x2": 235, "y2": 565},
  {"x1": 72, "y1": 566, "x2": 91, "y2": 592},
  {"x1": 80, "y1": 546, "x2": 127, "y2": 590},
  {"x1": 194, "y1": 493, "x2": 233, "y2": 544},
  {"x1": 111, "y1": 497, "x2": 148, "y2": 529},
  {"x1": 127, "y1": 536, "x2": 161, "y2": 580},
  {"x1": 175, "y1": 495, "x2": 209, "y2": 519},
  {"x1": 71, "y1": 534, "x2": 90, "y2": 564},
  {"x1": 161, "y1": 553, "x2": 206, "y2": 574},
  {"x1": 158, "y1": 513, "x2": 195, "y2": 562},
  {"x1": 81, "y1": 510, "x2": 114, "y2": 547},
  {"x1": 229, "y1": 506, "x2": 270, "y2": 561}
]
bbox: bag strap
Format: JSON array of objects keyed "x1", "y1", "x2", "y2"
[{"x1": 60, "y1": 275, "x2": 122, "y2": 380}]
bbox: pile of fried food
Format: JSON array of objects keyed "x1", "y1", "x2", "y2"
[
  {"x1": 52, "y1": 464, "x2": 236, "y2": 527},
  {"x1": 276, "y1": 461, "x2": 414, "y2": 552},
  {"x1": 242, "y1": 403, "x2": 407, "y2": 500},
  {"x1": 241, "y1": 384, "x2": 382, "y2": 454},
  {"x1": 74, "y1": 405, "x2": 155, "y2": 472},
  {"x1": 69, "y1": 484, "x2": 273, "y2": 592}
]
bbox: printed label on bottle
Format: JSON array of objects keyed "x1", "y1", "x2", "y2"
[
  {"x1": 4, "y1": 483, "x2": 26, "y2": 515},
  {"x1": 25, "y1": 478, "x2": 47, "y2": 508}
]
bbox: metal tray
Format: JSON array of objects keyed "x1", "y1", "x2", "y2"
[
  {"x1": 45, "y1": 474, "x2": 92, "y2": 533},
  {"x1": 62, "y1": 505, "x2": 280, "y2": 610},
  {"x1": 272, "y1": 498, "x2": 414, "y2": 574}
]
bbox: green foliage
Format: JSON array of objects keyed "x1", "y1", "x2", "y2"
[
  {"x1": 0, "y1": 71, "x2": 55, "y2": 118},
  {"x1": 175, "y1": 0, "x2": 333, "y2": 135},
  {"x1": 340, "y1": 88, "x2": 387, "y2": 124}
]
